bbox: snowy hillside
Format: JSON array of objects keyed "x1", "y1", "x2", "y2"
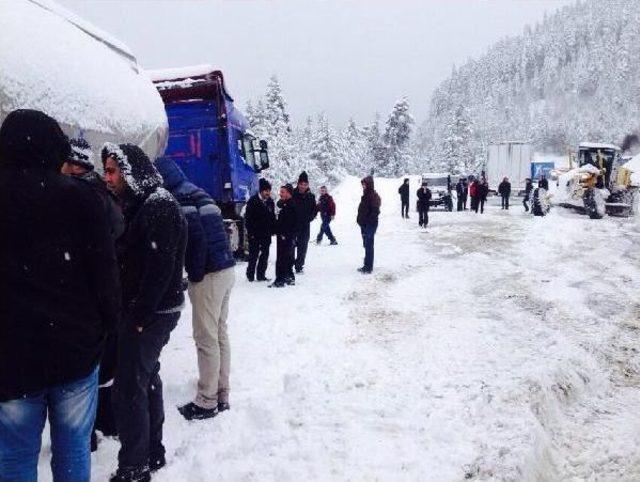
[
  {"x1": 418, "y1": 0, "x2": 640, "y2": 172},
  {"x1": 39, "y1": 177, "x2": 640, "y2": 481}
]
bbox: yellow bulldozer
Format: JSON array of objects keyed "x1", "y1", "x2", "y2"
[{"x1": 558, "y1": 143, "x2": 636, "y2": 218}]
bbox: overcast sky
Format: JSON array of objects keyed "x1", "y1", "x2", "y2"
[{"x1": 58, "y1": 0, "x2": 572, "y2": 127}]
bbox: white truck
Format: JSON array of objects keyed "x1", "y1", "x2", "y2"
[{"x1": 486, "y1": 142, "x2": 532, "y2": 194}]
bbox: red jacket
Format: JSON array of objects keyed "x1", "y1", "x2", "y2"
[
  {"x1": 317, "y1": 193, "x2": 336, "y2": 217},
  {"x1": 469, "y1": 181, "x2": 477, "y2": 197}
]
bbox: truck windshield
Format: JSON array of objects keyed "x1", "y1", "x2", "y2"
[{"x1": 579, "y1": 149, "x2": 616, "y2": 168}]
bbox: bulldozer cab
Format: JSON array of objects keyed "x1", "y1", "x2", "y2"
[{"x1": 577, "y1": 143, "x2": 621, "y2": 189}]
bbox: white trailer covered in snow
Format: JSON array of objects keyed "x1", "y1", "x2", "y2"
[
  {"x1": 486, "y1": 142, "x2": 532, "y2": 193},
  {"x1": 0, "y1": 0, "x2": 168, "y2": 161}
]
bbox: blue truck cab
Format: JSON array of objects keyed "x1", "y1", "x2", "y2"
[{"x1": 149, "y1": 65, "x2": 269, "y2": 250}]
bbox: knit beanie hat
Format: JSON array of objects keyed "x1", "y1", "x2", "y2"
[
  {"x1": 284, "y1": 183, "x2": 294, "y2": 195},
  {"x1": 298, "y1": 171, "x2": 309, "y2": 184},
  {"x1": 68, "y1": 137, "x2": 94, "y2": 170}
]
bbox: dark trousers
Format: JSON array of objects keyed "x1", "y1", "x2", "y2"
[
  {"x1": 501, "y1": 196, "x2": 510, "y2": 209},
  {"x1": 456, "y1": 196, "x2": 463, "y2": 211},
  {"x1": 113, "y1": 312, "x2": 179, "y2": 469},
  {"x1": 246, "y1": 235, "x2": 271, "y2": 280},
  {"x1": 418, "y1": 208, "x2": 429, "y2": 227},
  {"x1": 470, "y1": 195, "x2": 477, "y2": 211},
  {"x1": 294, "y1": 227, "x2": 310, "y2": 271},
  {"x1": 463, "y1": 196, "x2": 468, "y2": 210},
  {"x1": 275, "y1": 235, "x2": 295, "y2": 282},
  {"x1": 401, "y1": 200, "x2": 409, "y2": 218},
  {"x1": 316, "y1": 216, "x2": 336, "y2": 243},
  {"x1": 360, "y1": 223, "x2": 377, "y2": 271},
  {"x1": 479, "y1": 198, "x2": 486, "y2": 214},
  {"x1": 523, "y1": 197, "x2": 530, "y2": 212}
]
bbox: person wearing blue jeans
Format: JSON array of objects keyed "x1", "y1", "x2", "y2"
[
  {"x1": 356, "y1": 176, "x2": 381, "y2": 274},
  {"x1": 0, "y1": 111, "x2": 120, "y2": 482},
  {"x1": 0, "y1": 367, "x2": 98, "y2": 482}
]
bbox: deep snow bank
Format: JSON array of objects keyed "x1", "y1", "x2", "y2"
[{"x1": 0, "y1": 0, "x2": 168, "y2": 160}]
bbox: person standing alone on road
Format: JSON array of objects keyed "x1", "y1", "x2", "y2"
[
  {"x1": 357, "y1": 176, "x2": 381, "y2": 274},
  {"x1": 292, "y1": 171, "x2": 317, "y2": 274},
  {"x1": 498, "y1": 177, "x2": 511, "y2": 210},
  {"x1": 102, "y1": 144, "x2": 187, "y2": 482},
  {"x1": 0, "y1": 110, "x2": 121, "y2": 482},
  {"x1": 245, "y1": 178, "x2": 276, "y2": 282},
  {"x1": 316, "y1": 185, "x2": 338, "y2": 245},
  {"x1": 416, "y1": 181, "x2": 432, "y2": 228},
  {"x1": 271, "y1": 184, "x2": 298, "y2": 288},
  {"x1": 398, "y1": 178, "x2": 410, "y2": 218},
  {"x1": 154, "y1": 157, "x2": 236, "y2": 422},
  {"x1": 523, "y1": 178, "x2": 533, "y2": 212}
]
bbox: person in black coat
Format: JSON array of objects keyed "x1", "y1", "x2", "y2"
[
  {"x1": 523, "y1": 178, "x2": 533, "y2": 212},
  {"x1": 102, "y1": 143, "x2": 187, "y2": 481},
  {"x1": 356, "y1": 176, "x2": 381, "y2": 273},
  {"x1": 0, "y1": 110, "x2": 121, "y2": 481},
  {"x1": 292, "y1": 171, "x2": 317, "y2": 274},
  {"x1": 538, "y1": 175, "x2": 549, "y2": 191},
  {"x1": 477, "y1": 178, "x2": 489, "y2": 214},
  {"x1": 244, "y1": 178, "x2": 276, "y2": 281},
  {"x1": 455, "y1": 178, "x2": 466, "y2": 211},
  {"x1": 270, "y1": 184, "x2": 298, "y2": 288},
  {"x1": 61, "y1": 137, "x2": 125, "y2": 451},
  {"x1": 398, "y1": 178, "x2": 410, "y2": 218},
  {"x1": 498, "y1": 177, "x2": 511, "y2": 210},
  {"x1": 416, "y1": 182, "x2": 432, "y2": 228}
]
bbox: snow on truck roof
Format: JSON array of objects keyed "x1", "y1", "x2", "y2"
[
  {"x1": 147, "y1": 64, "x2": 218, "y2": 82},
  {"x1": 0, "y1": 0, "x2": 168, "y2": 161},
  {"x1": 578, "y1": 142, "x2": 621, "y2": 150}
]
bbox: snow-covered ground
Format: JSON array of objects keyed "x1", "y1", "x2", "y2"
[{"x1": 40, "y1": 177, "x2": 640, "y2": 481}]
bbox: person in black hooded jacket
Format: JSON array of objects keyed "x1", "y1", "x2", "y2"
[
  {"x1": 292, "y1": 171, "x2": 317, "y2": 274},
  {"x1": 244, "y1": 178, "x2": 276, "y2": 281},
  {"x1": 356, "y1": 176, "x2": 381, "y2": 273},
  {"x1": 270, "y1": 184, "x2": 298, "y2": 288},
  {"x1": 102, "y1": 143, "x2": 186, "y2": 482},
  {"x1": 0, "y1": 109, "x2": 120, "y2": 482},
  {"x1": 60, "y1": 137, "x2": 125, "y2": 451}
]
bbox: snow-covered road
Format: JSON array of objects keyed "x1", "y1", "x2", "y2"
[{"x1": 41, "y1": 177, "x2": 640, "y2": 481}]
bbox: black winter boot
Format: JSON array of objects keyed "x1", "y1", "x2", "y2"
[
  {"x1": 149, "y1": 452, "x2": 166, "y2": 473},
  {"x1": 217, "y1": 401, "x2": 230, "y2": 413},
  {"x1": 178, "y1": 402, "x2": 218, "y2": 421},
  {"x1": 109, "y1": 465, "x2": 151, "y2": 482}
]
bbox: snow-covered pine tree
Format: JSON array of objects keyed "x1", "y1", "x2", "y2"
[
  {"x1": 264, "y1": 75, "x2": 291, "y2": 138},
  {"x1": 437, "y1": 105, "x2": 474, "y2": 174},
  {"x1": 364, "y1": 113, "x2": 386, "y2": 176},
  {"x1": 381, "y1": 98, "x2": 414, "y2": 177},
  {"x1": 340, "y1": 118, "x2": 368, "y2": 176},
  {"x1": 307, "y1": 113, "x2": 344, "y2": 187}
]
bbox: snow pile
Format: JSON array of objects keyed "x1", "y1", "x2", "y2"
[
  {"x1": 0, "y1": 0, "x2": 168, "y2": 161},
  {"x1": 553, "y1": 165, "x2": 602, "y2": 205}
]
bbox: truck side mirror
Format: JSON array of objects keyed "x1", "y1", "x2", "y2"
[{"x1": 258, "y1": 140, "x2": 269, "y2": 170}]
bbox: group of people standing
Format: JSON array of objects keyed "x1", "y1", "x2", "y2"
[
  {"x1": 400, "y1": 173, "x2": 552, "y2": 220},
  {"x1": 0, "y1": 109, "x2": 239, "y2": 482},
  {"x1": 244, "y1": 171, "x2": 339, "y2": 288},
  {"x1": 398, "y1": 177, "x2": 433, "y2": 228}
]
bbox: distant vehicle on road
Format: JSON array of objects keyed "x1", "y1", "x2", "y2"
[
  {"x1": 420, "y1": 173, "x2": 453, "y2": 211},
  {"x1": 486, "y1": 142, "x2": 532, "y2": 194}
]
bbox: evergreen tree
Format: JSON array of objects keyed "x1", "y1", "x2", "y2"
[{"x1": 381, "y1": 98, "x2": 415, "y2": 177}]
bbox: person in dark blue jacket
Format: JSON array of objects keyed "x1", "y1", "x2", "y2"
[{"x1": 154, "y1": 157, "x2": 236, "y2": 423}]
